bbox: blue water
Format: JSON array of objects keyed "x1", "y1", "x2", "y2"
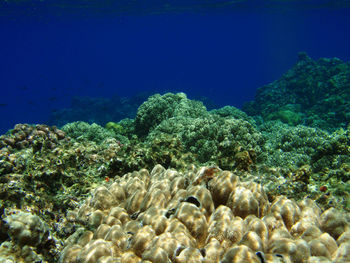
[{"x1": 1, "y1": 0, "x2": 350, "y2": 134}]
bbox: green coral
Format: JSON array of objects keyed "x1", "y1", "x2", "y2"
[
  {"x1": 132, "y1": 93, "x2": 264, "y2": 168},
  {"x1": 243, "y1": 52, "x2": 350, "y2": 131},
  {"x1": 266, "y1": 108, "x2": 303, "y2": 126},
  {"x1": 210, "y1": 105, "x2": 256, "y2": 124},
  {"x1": 145, "y1": 106, "x2": 264, "y2": 168},
  {"x1": 134, "y1": 92, "x2": 207, "y2": 137},
  {"x1": 311, "y1": 127, "x2": 350, "y2": 172},
  {"x1": 105, "y1": 134, "x2": 197, "y2": 175},
  {"x1": 260, "y1": 121, "x2": 330, "y2": 169},
  {"x1": 259, "y1": 120, "x2": 350, "y2": 174},
  {"x1": 105, "y1": 122, "x2": 124, "y2": 134},
  {"x1": 104, "y1": 121, "x2": 131, "y2": 144},
  {"x1": 61, "y1": 121, "x2": 116, "y2": 144}
]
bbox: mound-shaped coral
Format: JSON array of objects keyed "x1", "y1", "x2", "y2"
[
  {"x1": 0, "y1": 209, "x2": 55, "y2": 262},
  {"x1": 134, "y1": 92, "x2": 207, "y2": 137},
  {"x1": 133, "y1": 93, "x2": 264, "y2": 168},
  {"x1": 59, "y1": 164, "x2": 350, "y2": 263},
  {"x1": 4, "y1": 210, "x2": 50, "y2": 247},
  {"x1": 0, "y1": 123, "x2": 67, "y2": 152},
  {"x1": 148, "y1": 113, "x2": 263, "y2": 166},
  {"x1": 62, "y1": 121, "x2": 129, "y2": 145},
  {"x1": 0, "y1": 89, "x2": 349, "y2": 263}
]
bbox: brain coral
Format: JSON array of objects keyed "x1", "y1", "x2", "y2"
[{"x1": 59, "y1": 164, "x2": 350, "y2": 263}]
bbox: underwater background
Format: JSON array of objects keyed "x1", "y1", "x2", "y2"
[
  {"x1": 1, "y1": 0, "x2": 350, "y2": 133},
  {"x1": 1, "y1": 1, "x2": 350, "y2": 263}
]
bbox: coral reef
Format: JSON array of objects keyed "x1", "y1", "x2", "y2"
[
  {"x1": 134, "y1": 92, "x2": 207, "y2": 137},
  {"x1": 0, "y1": 123, "x2": 67, "y2": 153},
  {"x1": 243, "y1": 52, "x2": 350, "y2": 131},
  {"x1": 254, "y1": 121, "x2": 350, "y2": 210},
  {"x1": 0, "y1": 81, "x2": 349, "y2": 262},
  {"x1": 61, "y1": 121, "x2": 128, "y2": 144},
  {"x1": 0, "y1": 209, "x2": 57, "y2": 262},
  {"x1": 147, "y1": 113, "x2": 263, "y2": 167},
  {"x1": 259, "y1": 121, "x2": 334, "y2": 169},
  {"x1": 0, "y1": 123, "x2": 68, "y2": 176},
  {"x1": 133, "y1": 92, "x2": 264, "y2": 168},
  {"x1": 209, "y1": 105, "x2": 256, "y2": 124},
  {"x1": 0, "y1": 124, "x2": 127, "y2": 261},
  {"x1": 4, "y1": 210, "x2": 50, "y2": 247},
  {"x1": 58, "y1": 165, "x2": 350, "y2": 263}
]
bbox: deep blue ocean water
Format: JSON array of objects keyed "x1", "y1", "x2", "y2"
[{"x1": 1, "y1": 0, "x2": 350, "y2": 134}]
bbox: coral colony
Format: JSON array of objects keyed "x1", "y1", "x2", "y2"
[{"x1": 0, "y1": 54, "x2": 349, "y2": 262}]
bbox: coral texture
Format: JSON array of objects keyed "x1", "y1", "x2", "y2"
[
  {"x1": 243, "y1": 52, "x2": 350, "y2": 131},
  {"x1": 134, "y1": 92, "x2": 207, "y2": 137},
  {"x1": 58, "y1": 165, "x2": 350, "y2": 263}
]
